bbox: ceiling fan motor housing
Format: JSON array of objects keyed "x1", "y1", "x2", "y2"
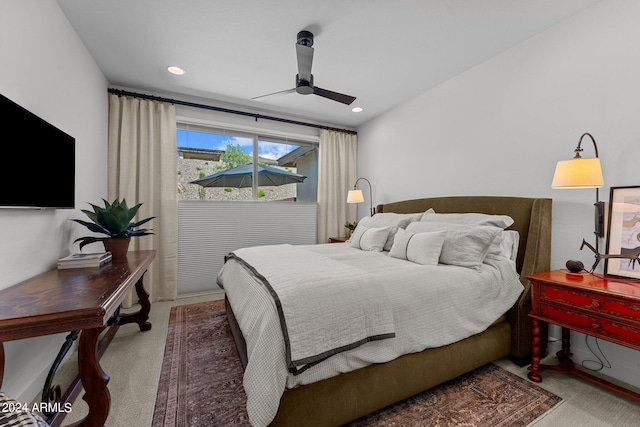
[
  {"x1": 297, "y1": 30, "x2": 314, "y2": 47},
  {"x1": 295, "y1": 74, "x2": 314, "y2": 95}
]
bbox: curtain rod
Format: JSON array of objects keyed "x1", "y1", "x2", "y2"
[{"x1": 107, "y1": 88, "x2": 357, "y2": 135}]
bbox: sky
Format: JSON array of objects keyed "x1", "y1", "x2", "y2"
[{"x1": 177, "y1": 129, "x2": 297, "y2": 161}]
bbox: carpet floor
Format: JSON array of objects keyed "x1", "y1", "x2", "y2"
[{"x1": 152, "y1": 300, "x2": 562, "y2": 426}]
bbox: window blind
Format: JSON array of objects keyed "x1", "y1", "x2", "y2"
[{"x1": 177, "y1": 200, "x2": 318, "y2": 294}]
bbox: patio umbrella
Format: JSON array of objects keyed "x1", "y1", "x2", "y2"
[{"x1": 190, "y1": 163, "x2": 306, "y2": 188}]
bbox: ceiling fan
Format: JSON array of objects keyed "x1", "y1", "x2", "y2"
[{"x1": 253, "y1": 30, "x2": 356, "y2": 105}]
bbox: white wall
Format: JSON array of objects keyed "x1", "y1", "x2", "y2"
[
  {"x1": 0, "y1": 1, "x2": 108, "y2": 401},
  {"x1": 358, "y1": 0, "x2": 640, "y2": 389}
]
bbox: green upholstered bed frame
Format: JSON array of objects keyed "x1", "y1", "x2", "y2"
[{"x1": 225, "y1": 195, "x2": 552, "y2": 427}]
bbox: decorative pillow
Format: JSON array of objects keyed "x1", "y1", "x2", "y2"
[
  {"x1": 389, "y1": 228, "x2": 447, "y2": 265},
  {"x1": 421, "y1": 209, "x2": 514, "y2": 229},
  {"x1": 355, "y1": 212, "x2": 422, "y2": 251},
  {"x1": 350, "y1": 226, "x2": 391, "y2": 252},
  {"x1": 406, "y1": 221, "x2": 502, "y2": 270}
]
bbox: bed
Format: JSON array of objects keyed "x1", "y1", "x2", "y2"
[{"x1": 219, "y1": 195, "x2": 552, "y2": 427}]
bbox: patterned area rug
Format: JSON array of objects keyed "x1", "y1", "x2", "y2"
[
  {"x1": 345, "y1": 363, "x2": 561, "y2": 427},
  {"x1": 152, "y1": 300, "x2": 562, "y2": 426}
]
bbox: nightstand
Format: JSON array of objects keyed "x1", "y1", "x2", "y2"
[
  {"x1": 328, "y1": 237, "x2": 349, "y2": 243},
  {"x1": 527, "y1": 270, "x2": 640, "y2": 402}
]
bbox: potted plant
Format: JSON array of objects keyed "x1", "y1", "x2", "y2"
[
  {"x1": 344, "y1": 220, "x2": 358, "y2": 238},
  {"x1": 72, "y1": 198, "x2": 155, "y2": 259}
]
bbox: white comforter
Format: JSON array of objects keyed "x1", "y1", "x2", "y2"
[
  {"x1": 217, "y1": 243, "x2": 524, "y2": 427},
  {"x1": 225, "y1": 245, "x2": 395, "y2": 374}
]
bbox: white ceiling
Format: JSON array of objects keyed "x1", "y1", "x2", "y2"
[{"x1": 56, "y1": 0, "x2": 600, "y2": 129}]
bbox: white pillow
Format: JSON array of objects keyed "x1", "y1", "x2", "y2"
[
  {"x1": 389, "y1": 228, "x2": 447, "y2": 265},
  {"x1": 350, "y1": 226, "x2": 391, "y2": 252},
  {"x1": 421, "y1": 209, "x2": 514, "y2": 229},
  {"x1": 355, "y1": 212, "x2": 422, "y2": 251},
  {"x1": 486, "y1": 230, "x2": 520, "y2": 261},
  {"x1": 406, "y1": 221, "x2": 502, "y2": 270},
  {"x1": 421, "y1": 207, "x2": 436, "y2": 218},
  {"x1": 503, "y1": 230, "x2": 520, "y2": 261}
]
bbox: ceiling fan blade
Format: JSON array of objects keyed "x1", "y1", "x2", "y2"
[
  {"x1": 252, "y1": 88, "x2": 296, "y2": 101},
  {"x1": 296, "y1": 43, "x2": 313, "y2": 82},
  {"x1": 313, "y1": 86, "x2": 357, "y2": 105}
]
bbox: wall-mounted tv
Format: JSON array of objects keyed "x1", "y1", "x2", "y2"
[{"x1": 1, "y1": 93, "x2": 75, "y2": 209}]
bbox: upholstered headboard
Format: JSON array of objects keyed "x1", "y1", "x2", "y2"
[{"x1": 376, "y1": 195, "x2": 552, "y2": 360}]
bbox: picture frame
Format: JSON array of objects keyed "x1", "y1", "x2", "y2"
[{"x1": 604, "y1": 185, "x2": 640, "y2": 279}]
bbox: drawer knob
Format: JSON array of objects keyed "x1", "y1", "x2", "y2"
[
  {"x1": 592, "y1": 322, "x2": 601, "y2": 330},
  {"x1": 591, "y1": 300, "x2": 602, "y2": 309}
]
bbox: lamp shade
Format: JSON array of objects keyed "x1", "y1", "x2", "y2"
[
  {"x1": 551, "y1": 158, "x2": 604, "y2": 189},
  {"x1": 347, "y1": 189, "x2": 365, "y2": 203}
]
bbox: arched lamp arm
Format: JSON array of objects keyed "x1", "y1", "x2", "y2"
[{"x1": 575, "y1": 132, "x2": 605, "y2": 243}]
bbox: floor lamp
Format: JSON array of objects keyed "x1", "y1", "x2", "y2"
[{"x1": 347, "y1": 177, "x2": 375, "y2": 217}]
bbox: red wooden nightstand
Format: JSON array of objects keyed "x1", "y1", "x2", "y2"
[
  {"x1": 527, "y1": 270, "x2": 640, "y2": 402},
  {"x1": 328, "y1": 237, "x2": 349, "y2": 243}
]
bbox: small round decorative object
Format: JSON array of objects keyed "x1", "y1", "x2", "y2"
[{"x1": 566, "y1": 260, "x2": 585, "y2": 273}]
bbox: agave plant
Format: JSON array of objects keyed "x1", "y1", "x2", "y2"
[{"x1": 72, "y1": 198, "x2": 155, "y2": 250}]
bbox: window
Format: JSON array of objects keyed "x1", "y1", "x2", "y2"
[
  {"x1": 176, "y1": 124, "x2": 318, "y2": 202},
  {"x1": 175, "y1": 121, "x2": 319, "y2": 294}
]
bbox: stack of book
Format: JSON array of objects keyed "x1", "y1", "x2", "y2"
[{"x1": 57, "y1": 252, "x2": 113, "y2": 269}]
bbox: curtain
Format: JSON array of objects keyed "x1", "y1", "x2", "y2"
[
  {"x1": 108, "y1": 94, "x2": 178, "y2": 304},
  {"x1": 317, "y1": 130, "x2": 358, "y2": 244}
]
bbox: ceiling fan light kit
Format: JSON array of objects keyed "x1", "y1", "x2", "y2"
[{"x1": 253, "y1": 30, "x2": 356, "y2": 105}]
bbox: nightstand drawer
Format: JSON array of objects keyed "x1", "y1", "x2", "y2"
[
  {"x1": 539, "y1": 284, "x2": 640, "y2": 323},
  {"x1": 539, "y1": 302, "x2": 640, "y2": 347}
]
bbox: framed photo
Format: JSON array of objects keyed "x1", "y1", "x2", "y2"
[{"x1": 605, "y1": 186, "x2": 640, "y2": 279}]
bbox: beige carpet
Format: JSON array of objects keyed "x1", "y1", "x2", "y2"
[{"x1": 152, "y1": 300, "x2": 561, "y2": 426}]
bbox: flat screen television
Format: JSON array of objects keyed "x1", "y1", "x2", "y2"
[{"x1": 1, "y1": 93, "x2": 75, "y2": 209}]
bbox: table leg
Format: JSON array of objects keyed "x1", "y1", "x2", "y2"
[
  {"x1": 68, "y1": 327, "x2": 110, "y2": 427},
  {"x1": 556, "y1": 327, "x2": 575, "y2": 370},
  {"x1": 527, "y1": 318, "x2": 543, "y2": 382},
  {"x1": 118, "y1": 273, "x2": 152, "y2": 331}
]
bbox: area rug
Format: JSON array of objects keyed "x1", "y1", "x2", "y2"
[{"x1": 152, "y1": 300, "x2": 562, "y2": 426}]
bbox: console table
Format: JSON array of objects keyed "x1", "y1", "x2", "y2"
[
  {"x1": 0, "y1": 250, "x2": 156, "y2": 427},
  {"x1": 527, "y1": 269, "x2": 640, "y2": 402}
]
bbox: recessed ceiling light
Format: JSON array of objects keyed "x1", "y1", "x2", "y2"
[
  {"x1": 167, "y1": 66, "x2": 185, "y2": 75},
  {"x1": 351, "y1": 107, "x2": 363, "y2": 113}
]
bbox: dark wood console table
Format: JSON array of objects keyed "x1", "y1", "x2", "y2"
[
  {"x1": 527, "y1": 269, "x2": 640, "y2": 402},
  {"x1": 0, "y1": 250, "x2": 156, "y2": 427}
]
